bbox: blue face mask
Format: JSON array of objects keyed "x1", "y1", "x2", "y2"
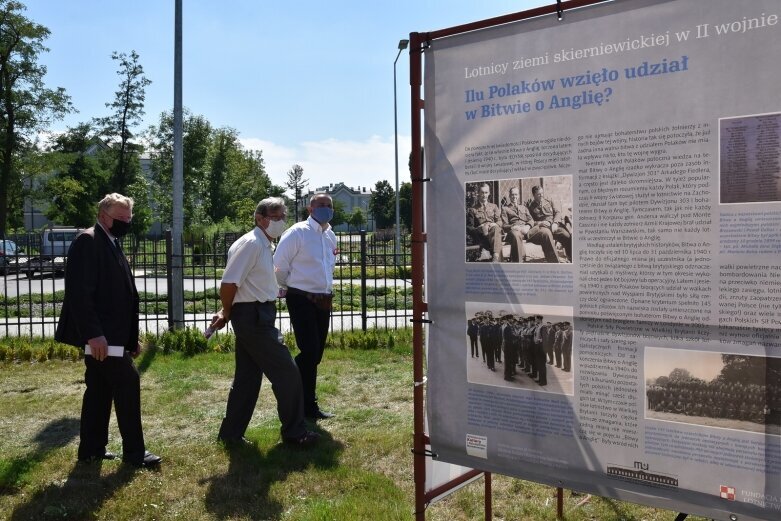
[{"x1": 311, "y1": 206, "x2": 334, "y2": 224}]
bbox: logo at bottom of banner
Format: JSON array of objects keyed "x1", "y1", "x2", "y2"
[{"x1": 466, "y1": 434, "x2": 487, "y2": 459}]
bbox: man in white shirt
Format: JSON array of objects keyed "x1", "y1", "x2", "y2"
[
  {"x1": 209, "y1": 197, "x2": 319, "y2": 447},
  {"x1": 274, "y1": 193, "x2": 337, "y2": 420}
]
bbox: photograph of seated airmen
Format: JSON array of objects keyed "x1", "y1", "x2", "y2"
[
  {"x1": 465, "y1": 176, "x2": 572, "y2": 263},
  {"x1": 465, "y1": 302, "x2": 574, "y2": 396},
  {"x1": 645, "y1": 347, "x2": 781, "y2": 436}
]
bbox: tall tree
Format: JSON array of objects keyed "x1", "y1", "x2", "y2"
[
  {"x1": 223, "y1": 147, "x2": 281, "y2": 222},
  {"x1": 331, "y1": 199, "x2": 347, "y2": 228},
  {"x1": 146, "y1": 109, "x2": 212, "y2": 228},
  {"x1": 285, "y1": 164, "x2": 308, "y2": 222},
  {"x1": 95, "y1": 50, "x2": 151, "y2": 193},
  {"x1": 146, "y1": 110, "x2": 282, "y2": 229},
  {"x1": 718, "y1": 354, "x2": 780, "y2": 385},
  {"x1": 39, "y1": 122, "x2": 111, "y2": 226},
  {"x1": 206, "y1": 127, "x2": 240, "y2": 222},
  {"x1": 348, "y1": 207, "x2": 365, "y2": 232},
  {"x1": 369, "y1": 179, "x2": 395, "y2": 229},
  {"x1": 398, "y1": 181, "x2": 412, "y2": 232},
  {"x1": 0, "y1": 0, "x2": 72, "y2": 235}
]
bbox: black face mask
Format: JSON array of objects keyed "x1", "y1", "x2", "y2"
[{"x1": 109, "y1": 219, "x2": 132, "y2": 238}]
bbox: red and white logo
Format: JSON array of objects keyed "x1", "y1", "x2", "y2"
[{"x1": 720, "y1": 485, "x2": 735, "y2": 501}]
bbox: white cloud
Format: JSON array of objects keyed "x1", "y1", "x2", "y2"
[{"x1": 240, "y1": 135, "x2": 412, "y2": 195}]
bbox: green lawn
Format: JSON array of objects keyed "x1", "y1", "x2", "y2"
[{"x1": 0, "y1": 341, "x2": 708, "y2": 520}]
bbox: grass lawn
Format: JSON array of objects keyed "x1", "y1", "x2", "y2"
[{"x1": 0, "y1": 343, "x2": 708, "y2": 520}]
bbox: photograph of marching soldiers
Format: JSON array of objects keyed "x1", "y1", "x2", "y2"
[
  {"x1": 645, "y1": 347, "x2": 781, "y2": 436},
  {"x1": 465, "y1": 175, "x2": 572, "y2": 263},
  {"x1": 466, "y1": 303, "x2": 574, "y2": 395}
]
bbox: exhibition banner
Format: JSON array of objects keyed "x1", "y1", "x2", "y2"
[{"x1": 423, "y1": 1, "x2": 781, "y2": 519}]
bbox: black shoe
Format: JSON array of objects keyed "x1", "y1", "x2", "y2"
[
  {"x1": 283, "y1": 430, "x2": 320, "y2": 447},
  {"x1": 218, "y1": 436, "x2": 253, "y2": 449},
  {"x1": 78, "y1": 451, "x2": 117, "y2": 463},
  {"x1": 124, "y1": 451, "x2": 162, "y2": 468},
  {"x1": 306, "y1": 409, "x2": 334, "y2": 421}
]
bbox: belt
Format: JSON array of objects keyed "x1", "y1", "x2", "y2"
[
  {"x1": 233, "y1": 300, "x2": 275, "y2": 307},
  {"x1": 286, "y1": 287, "x2": 332, "y2": 298}
]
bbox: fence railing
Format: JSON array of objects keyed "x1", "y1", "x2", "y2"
[{"x1": 0, "y1": 230, "x2": 412, "y2": 339}]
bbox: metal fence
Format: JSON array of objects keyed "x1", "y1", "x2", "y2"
[{"x1": 0, "y1": 230, "x2": 412, "y2": 339}]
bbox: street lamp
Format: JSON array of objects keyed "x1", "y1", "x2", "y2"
[{"x1": 394, "y1": 38, "x2": 409, "y2": 261}]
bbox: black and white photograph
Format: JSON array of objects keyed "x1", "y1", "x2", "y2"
[
  {"x1": 645, "y1": 347, "x2": 781, "y2": 435},
  {"x1": 465, "y1": 176, "x2": 572, "y2": 263},
  {"x1": 466, "y1": 302, "x2": 574, "y2": 395},
  {"x1": 719, "y1": 112, "x2": 781, "y2": 204}
]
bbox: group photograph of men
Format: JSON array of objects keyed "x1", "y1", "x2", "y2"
[
  {"x1": 645, "y1": 347, "x2": 781, "y2": 436},
  {"x1": 465, "y1": 175, "x2": 573, "y2": 264},
  {"x1": 465, "y1": 303, "x2": 574, "y2": 395}
]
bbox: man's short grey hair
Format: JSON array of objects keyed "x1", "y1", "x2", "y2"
[
  {"x1": 255, "y1": 197, "x2": 286, "y2": 217},
  {"x1": 308, "y1": 193, "x2": 332, "y2": 206},
  {"x1": 98, "y1": 193, "x2": 134, "y2": 215}
]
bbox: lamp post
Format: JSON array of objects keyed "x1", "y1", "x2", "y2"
[{"x1": 394, "y1": 39, "x2": 409, "y2": 261}]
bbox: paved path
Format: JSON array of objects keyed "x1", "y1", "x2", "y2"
[
  {"x1": 1, "y1": 309, "x2": 413, "y2": 338},
  {"x1": 1, "y1": 273, "x2": 410, "y2": 298}
]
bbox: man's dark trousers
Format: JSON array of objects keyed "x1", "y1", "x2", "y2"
[
  {"x1": 286, "y1": 292, "x2": 330, "y2": 415},
  {"x1": 218, "y1": 302, "x2": 305, "y2": 440},
  {"x1": 79, "y1": 353, "x2": 144, "y2": 461}
]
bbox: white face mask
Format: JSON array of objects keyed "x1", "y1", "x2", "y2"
[{"x1": 264, "y1": 219, "x2": 287, "y2": 238}]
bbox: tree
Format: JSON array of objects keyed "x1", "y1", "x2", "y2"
[
  {"x1": 206, "y1": 127, "x2": 240, "y2": 223},
  {"x1": 221, "y1": 145, "x2": 281, "y2": 223},
  {"x1": 95, "y1": 50, "x2": 151, "y2": 193},
  {"x1": 146, "y1": 110, "x2": 212, "y2": 228},
  {"x1": 331, "y1": 199, "x2": 347, "y2": 228},
  {"x1": 0, "y1": 0, "x2": 72, "y2": 235},
  {"x1": 285, "y1": 164, "x2": 308, "y2": 222},
  {"x1": 348, "y1": 207, "x2": 365, "y2": 232},
  {"x1": 667, "y1": 368, "x2": 693, "y2": 383},
  {"x1": 146, "y1": 110, "x2": 283, "y2": 230},
  {"x1": 398, "y1": 181, "x2": 412, "y2": 232},
  {"x1": 718, "y1": 354, "x2": 780, "y2": 385},
  {"x1": 369, "y1": 179, "x2": 395, "y2": 229},
  {"x1": 39, "y1": 122, "x2": 111, "y2": 226}
]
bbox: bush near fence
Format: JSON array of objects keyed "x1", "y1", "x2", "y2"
[{"x1": 0, "y1": 327, "x2": 414, "y2": 363}]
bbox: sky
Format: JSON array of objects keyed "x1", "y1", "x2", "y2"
[
  {"x1": 21, "y1": 0, "x2": 546, "y2": 195},
  {"x1": 645, "y1": 348, "x2": 724, "y2": 382}
]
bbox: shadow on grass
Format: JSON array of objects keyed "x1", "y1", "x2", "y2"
[
  {"x1": 0, "y1": 417, "x2": 79, "y2": 495},
  {"x1": 136, "y1": 344, "x2": 158, "y2": 375},
  {"x1": 8, "y1": 458, "x2": 136, "y2": 520},
  {"x1": 4, "y1": 416, "x2": 136, "y2": 519},
  {"x1": 202, "y1": 429, "x2": 344, "y2": 520}
]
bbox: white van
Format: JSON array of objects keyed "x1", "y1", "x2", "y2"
[
  {"x1": 24, "y1": 227, "x2": 83, "y2": 277},
  {"x1": 39, "y1": 228, "x2": 83, "y2": 258}
]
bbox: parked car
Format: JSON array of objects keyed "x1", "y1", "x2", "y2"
[
  {"x1": 0, "y1": 240, "x2": 29, "y2": 276},
  {"x1": 23, "y1": 227, "x2": 83, "y2": 278},
  {"x1": 40, "y1": 228, "x2": 82, "y2": 258}
]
